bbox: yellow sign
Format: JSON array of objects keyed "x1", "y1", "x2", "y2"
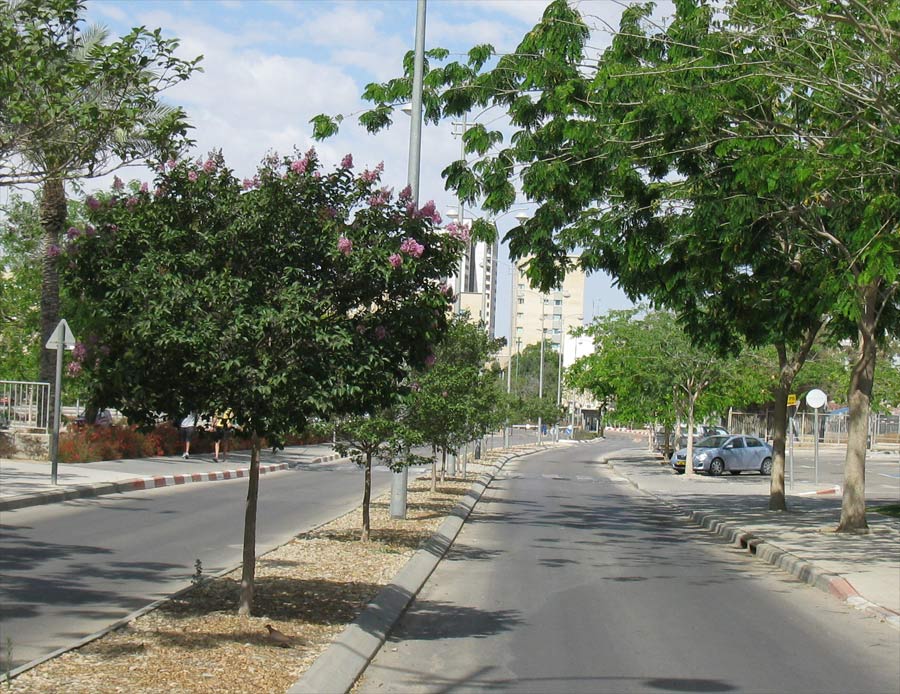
[{"x1": 787, "y1": 394, "x2": 798, "y2": 407}]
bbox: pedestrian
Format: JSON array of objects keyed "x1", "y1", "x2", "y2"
[
  {"x1": 180, "y1": 411, "x2": 198, "y2": 459},
  {"x1": 211, "y1": 407, "x2": 234, "y2": 463}
]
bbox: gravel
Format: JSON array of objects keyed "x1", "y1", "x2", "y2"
[{"x1": 5, "y1": 459, "x2": 503, "y2": 694}]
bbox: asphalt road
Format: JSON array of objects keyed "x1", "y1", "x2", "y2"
[
  {"x1": 358, "y1": 438, "x2": 900, "y2": 693},
  {"x1": 0, "y1": 458, "x2": 400, "y2": 670}
]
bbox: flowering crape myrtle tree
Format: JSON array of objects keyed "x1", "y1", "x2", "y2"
[{"x1": 61, "y1": 149, "x2": 465, "y2": 614}]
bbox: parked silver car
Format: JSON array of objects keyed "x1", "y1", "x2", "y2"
[{"x1": 670, "y1": 434, "x2": 773, "y2": 476}]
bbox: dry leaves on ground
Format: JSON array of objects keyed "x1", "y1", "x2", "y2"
[{"x1": 5, "y1": 460, "x2": 503, "y2": 694}]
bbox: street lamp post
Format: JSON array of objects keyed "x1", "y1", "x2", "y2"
[
  {"x1": 555, "y1": 311, "x2": 582, "y2": 443},
  {"x1": 538, "y1": 304, "x2": 545, "y2": 445},
  {"x1": 390, "y1": 0, "x2": 426, "y2": 521}
]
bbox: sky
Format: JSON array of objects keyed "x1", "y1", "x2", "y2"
[{"x1": 75, "y1": 0, "x2": 655, "y2": 341}]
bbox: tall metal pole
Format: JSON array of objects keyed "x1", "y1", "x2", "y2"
[
  {"x1": 505, "y1": 260, "x2": 515, "y2": 447},
  {"x1": 538, "y1": 303, "x2": 545, "y2": 445},
  {"x1": 453, "y1": 113, "x2": 467, "y2": 313},
  {"x1": 391, "y1": 0, "x2": 426, "y2": 520},
  {"x1": 555, "y1": 330, "x2": 563, "y2": 443},
  {"x1": 50, "y1": 340, "x2": 63, "y2": 485}
]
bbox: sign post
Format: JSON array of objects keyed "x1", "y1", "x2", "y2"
[
  {"x1": 787, "y1": 394, "x2": 798, "y2": 489},
  {"x1": 806, "y1": 389, "x2": 827, "y2": 485},
  {"x1": 45, "y1": 319, "x2": 76, "y2": 485}
]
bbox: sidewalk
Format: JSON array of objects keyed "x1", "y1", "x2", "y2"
[
  {"x1": 601, "y1": 448, "x2": 900, "y2": 629},
  {"x1": 0, "y1": 443, "x2": 342, "y2": 512}
]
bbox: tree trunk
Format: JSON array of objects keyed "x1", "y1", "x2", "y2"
[
  {"x1": 837, "y1": 295, "x2": 878, "y2": 533},
  {"x1": 431, "y1": 445, "x2": 437, "y2": 492},
  {"x1": 769, "y1": 381, "x2": 789, "y2": 512},
  {"x1": 39, "y1": 177, "x2": 66, "y2": 390},
  {"x1": 361, "y1": 451, "x2": 372, "y2": 542},
  {"x1": 237, "y1": 432, "x2": 261, "y2": 615},
  {"x1": 684, "y1": 394, "x2": 696, "y2": 477}
]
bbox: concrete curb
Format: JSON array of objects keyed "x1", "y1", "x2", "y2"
[
  {"x1": 0, "y1": 453, "x2": 343, "y2": 512},
  {"x1": 602, "y1": 453, "x2": 900, "y2": 631},
  {"x1": 287, "y1": 445, "x2": 544, "y2": 694}
]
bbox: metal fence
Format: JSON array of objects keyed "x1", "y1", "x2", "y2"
[
  {"x1": 729, "y1": 410, "x2": 900, "y2": 449},
  {"x1": 0, "y1": 380, "x2": 51, "y2": 431}
]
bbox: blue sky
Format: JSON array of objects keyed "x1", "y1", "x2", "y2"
[{"x1": 80, "y1": 0, "x2": 652, "y2": 338}]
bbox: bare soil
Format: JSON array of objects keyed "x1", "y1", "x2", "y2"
[{"x1": 4, "y1": 458, "x2": 504, "y2": 694}]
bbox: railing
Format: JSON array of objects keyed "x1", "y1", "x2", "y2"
[
  {"x1": 729, "y1": 410, "x2": 900, "y2": 449},
  {"x1": 0, "y1": 380, "x2": 51, "y2": 431}
]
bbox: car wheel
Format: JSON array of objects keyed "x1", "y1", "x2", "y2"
[
  {"x1": 729, "y1": 470, "x2": 741, "y2": 476},
  {"x1": 760, "y1": 457, "x2": 773, "y2": 476},
  {"x1": 709, "y1": 458, "x2": 725, "y2": 476}
]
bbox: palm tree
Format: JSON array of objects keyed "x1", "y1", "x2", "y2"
[{"x1": 2, "y1": 3, "x2": 197, "y2": 387}]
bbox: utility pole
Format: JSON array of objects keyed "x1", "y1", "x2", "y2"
[{"x1": 390, "y1": 0, "x2": 426, "y2": 520}]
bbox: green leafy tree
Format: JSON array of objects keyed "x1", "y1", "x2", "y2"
[
  {"x1": 316, "y1": 0, "x2": 899, "y2": 528},
  {"x1": 330, "y1": 411, "x2": 427, "y2": 541},
  {"x1": 578, "y1": 310, "x2": 742, "y2": 469},
  {"x1": 406, "y1": 314, "x2": 504, "y2": 489},
  {"x1": 507, "y1": 340, "x2": 564, "y2": 427},
  {"x1": 2, "y1": 0, "x2": 200, "y2": 394},
  {"x1": 61, "y1": 149, "x2": 462, "y2": 614},
  {"x1": 0, "y1": 195, "x2": 42, "y2": 380}
]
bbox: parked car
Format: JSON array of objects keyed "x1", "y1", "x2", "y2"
[
  {"x1": 675, "y1": 425, "x2": 730, "y2": 449},
  {"x1": 670, "y1": 434, "x2": 773, "y2": 476}
]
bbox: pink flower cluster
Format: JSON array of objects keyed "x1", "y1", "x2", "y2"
[
  {"x1": 341, "y1": 153, "x2": 354, "y2": 169},
  {"x1": 338, "y1": 236, "x2": 353, "y2": 255},
  {"x1": 406, "y1": 199, "x2": 441, "y2": 224},
  {"x1": 112, "y1": 176, "x2": 124, "y2": 191},
  {"x1": 447, "y1": 221, "x2": 471, "y2": 243},
  {"x1": 290, "y1": 158, "x2": 308, "y2": 174},
  {"x1": 399, "y1": 238, "x2": 425, "y2": 258},
  {"x1": 203, "y1": 158, "x2": 217, "y2": 173},
  {"x1": 360, "y1": 161, "x2": 385, "y2": 183},
  {"x1": 242, "y1": 176, "x2": 261, "y2": 190},
  {"x1": 368, "y1": 187, "x2": 392, "y2": 207},
  {"x1": 86, "y1": 196, "x2": 101, "y2": 210},
  {"x1": 188, "y1": 170, "x2": 199, "y2": 182},
  {"x1": 389, "y1": 253, "x2": 403, "y2": 268}
]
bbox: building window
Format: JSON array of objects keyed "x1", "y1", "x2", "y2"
[{"x1": 518, "y1": 297, "x2": 525, "y2": 304}]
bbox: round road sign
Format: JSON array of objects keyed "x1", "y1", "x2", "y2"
[{"x1": 806, "y1": 388, "x2": 827, "y2": 409}]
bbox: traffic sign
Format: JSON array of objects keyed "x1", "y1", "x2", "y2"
[
  {"x1": 787, "y1": 394, "x2": 798, "y2": 407},
  {"x1": 44, "y1": 319, "x2": 76, "y2": 350},
  {"x1": 806, "y1": 388, "x2": 827, "y2": 409}
]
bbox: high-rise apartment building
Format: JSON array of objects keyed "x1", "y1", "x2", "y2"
[
  {"x1": 457, "y1": 239, "x2": 499, "y2": 336},
  {"x1": 509, "y1": 257, "x2": 585, "y2": 355}
]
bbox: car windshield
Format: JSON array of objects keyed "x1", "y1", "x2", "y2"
[{"x1": 696, "y1": 436, "x2": 729, "y2": 448}]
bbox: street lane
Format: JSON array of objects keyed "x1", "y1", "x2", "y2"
[
  {"x1": 359, "y1": 437, "x2": 900, "y2": 693},
  {"x1": 0, "y1": 459, "x2": 400, "y2": 670}
]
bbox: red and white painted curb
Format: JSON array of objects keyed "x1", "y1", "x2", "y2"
[
  {"x1": 0, "y1": 454, "x2": 343, "y2": 512},
  {"x1": 795, "y1": 484, "x2": 841, "y2": 496},
  {"x1": 124, "y1": 462, "x2": 290, "y2": 491}
]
